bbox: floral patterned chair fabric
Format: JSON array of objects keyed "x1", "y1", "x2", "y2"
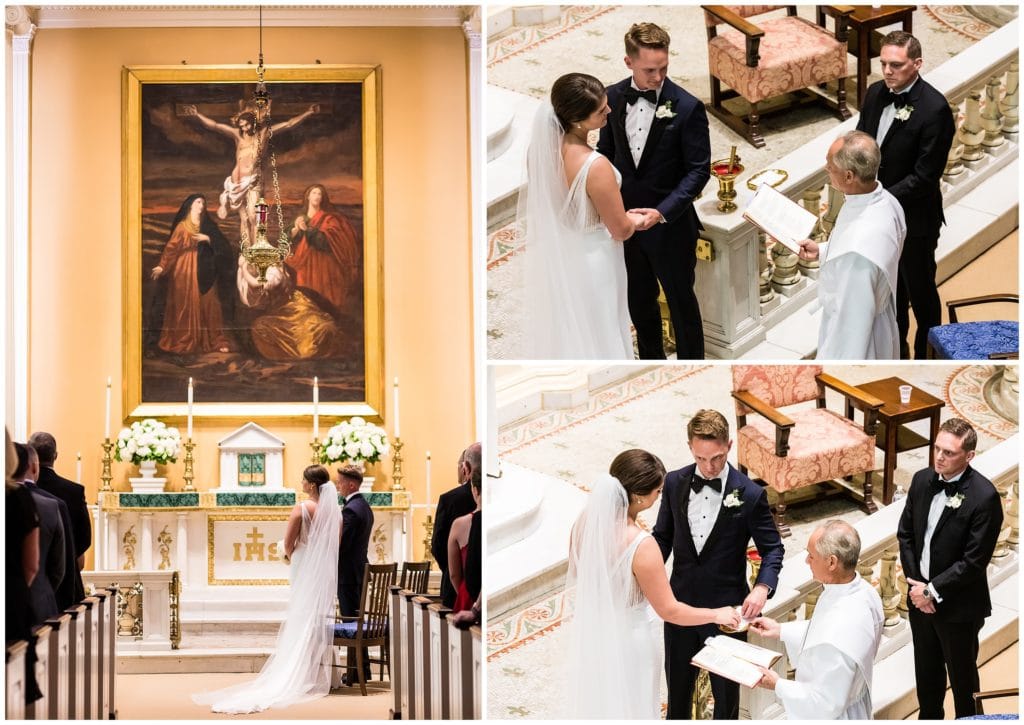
[
  {"x1": 926, "y1": 294, "x2": 1019, "y2": 360},
  {"x1": 702, "y1": 5, "x2": 852, "y2": 147},
  {"x1": 731, "y1": 365, "x2": 883, "y2": 536}
]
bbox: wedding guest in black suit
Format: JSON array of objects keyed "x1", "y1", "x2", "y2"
[
  {"x1": 29, "y1": 431, "x2": 90, "y2": 603},
  {"x1": 597, "y1": 22, "x2": 711, "y2": 360},
  {"x1": 431, "y1": 443, "x2": 480, "y2": 607},
  {"x1": 25, "y1": 441, "x2": 77, "y2": 611},
  {"x1": 653, "y1": 409, "x2": 784, "y2": 719},
  {"x1": 17, "y1": 444, "x2": 67, "y2": 623},
  {"x1": 897, "y1": 418, "x2": 1003, "y2": 719},
  {"x1": 855, "y1": 31, "x2": 955, "y2": 359},
  {"x1": 336, "y1": 464, "x2": 373, "y2": 683}
]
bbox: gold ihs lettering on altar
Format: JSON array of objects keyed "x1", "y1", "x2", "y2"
[{"x1": 232, "y1": 526, "x2": 284, "y2": 562}]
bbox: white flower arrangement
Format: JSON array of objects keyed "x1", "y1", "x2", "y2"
[
  {"x1": 655, "y1": 100, "x2": 676, "y2": 119},
  {"x1": 723, "y1": 490, "x2": 743, "y2": 508},
  {"x1": 320, "y1": 416, "x2": 390, "y2": 465},
  {"x1": 945, "y1": 492, "x2": 965, "y2": 510},
  {"x1": 114, "y1": 418, "x2": 181, "y2": 465},
  {"x1": 894, "y1": 105, "x2": 914, "y2": 122}
]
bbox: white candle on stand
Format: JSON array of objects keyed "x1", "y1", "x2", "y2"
[
  {"x1": 76, "y1": 452, "x2": 82, "y2": 483},
  {"x1": 187, "y1": 377, "x2": 194, "y2": 440},
  {"x1": 393, "y1": 377, "x2": 401, "y2": 438},
  {"x1": 104, "y1": 376, "x2": 112, "y2": 440},
  {"x1": 426, "y1": 450, "x2": 432, "y2": 505},
  {"x1": 313, "y1": 376, "x2": 320, "y2": 440}
]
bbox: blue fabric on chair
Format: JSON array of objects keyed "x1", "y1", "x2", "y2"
[
  {"x1": 927, "y1": 321, "x2": 1019, "y2": 359},
  {"x1": 334, "y1": 621, "x2": 373, "y2": 638},
  {"x1": 957, "y1": 714, "x2": 1019, "y2": 720}
]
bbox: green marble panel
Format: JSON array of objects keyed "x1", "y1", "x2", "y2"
[
  {"x1": 120, "y1": 493, "x2": 199, "y2": 508},
  {"x1": 215, "y1": 491, "x2": 296, "y2": 507}
]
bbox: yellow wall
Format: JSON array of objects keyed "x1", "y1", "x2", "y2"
[{"x1": 27, "y1": 25, "x2": 475, "y2": 565}]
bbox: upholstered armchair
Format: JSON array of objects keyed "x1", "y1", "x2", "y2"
[
  {"x1": 702, "y1": 5, "x2": 852, "y2": 147},
  {"x1": 731, "y1": 365, "x2": 883, "y2": 536},
  {"x1": 927, "y1": 294, "x2": 1019, "y2": 360}
]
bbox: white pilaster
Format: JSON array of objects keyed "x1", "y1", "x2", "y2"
[
  {"x1": 464, "y1": 12, "x2": 485, "y2": 443},
  {"x1": 6, "y1": 7, "x2": 35, "y2": 438},
  {"x1": 140, "y1": 513, "x2": 154, "y2": 570},
  {"x1": 106, "y1": 512, "x2": 119, "y2": 569},
  {"x1": 175, "y1": 513, "x2": 188, "y2": 584}
]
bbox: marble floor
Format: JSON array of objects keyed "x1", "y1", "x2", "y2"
[{"x1": 486, "y1": 362, "x2": 1019, "y2": 719}]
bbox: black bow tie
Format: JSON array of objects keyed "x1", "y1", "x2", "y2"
[
  {"x1": 691, "y1": 475, "x2": 722, "y2": 495},
  {"x1": 888, "y1": 90, "x2": 910, "y2": 110},
  {"x1": 625, "y1": 88, "x2": 658, "y2": 105},
  {"x1": 930, "y1": 476, "x2": 960, "y2": 498}
]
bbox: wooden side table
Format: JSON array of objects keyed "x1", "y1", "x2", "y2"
[
  {"x1": 817, "y1": 5, "x2": 917, "y2": 107},
  {"x1": 847, "y1": 376, "x2": 944, "y2": 504}
]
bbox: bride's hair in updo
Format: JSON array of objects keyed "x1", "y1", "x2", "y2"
[
  {"x1": 303, "y1": 465, "x2": 330, "y2": 489},
  {"x1": 609, "y1": 449, "x2": 666, "y2": 498},
  {"x1": 550, "y1": 73, "x2": 607, "y2": 132}
]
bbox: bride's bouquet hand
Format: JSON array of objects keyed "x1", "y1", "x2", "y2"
[
  {"x1": 713, "y1": 606, "x2": 742, "y2": 630},
  {"x1": 277, "y1": 539, "x2": 290, "y2": 564}
]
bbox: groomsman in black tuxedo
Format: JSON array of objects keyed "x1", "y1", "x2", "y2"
[
  {"x1": 597, "y1": 22, "x2": 711, "y2": 360},
  {"x1": 336, "y1": 465, "x2": 374, "y2": 683},
  {"x1": 653, "y1": 410, "x2": 784, "y2": 719},
  {"x1": 431, "y1": 443, "x2": 480, "y2": 607},
  {"x1": 897, "y1": 418, "x2": 1003, "y2": 719},
  {"x1": 855, "y1": 31, "x2": 955, "y2": 359}
]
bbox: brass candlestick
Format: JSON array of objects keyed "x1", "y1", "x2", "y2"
[
  {"x1": 310, "y1": 439, "x2": 322, "y2": 465},
  {"x1": 423, "y1": 512, "x2": 435, "y2": 563},
  {"x1": 711, "y1": 156, "x2": 745, "y2": 213},
  {"x1": 391, "y1": 437, "x2": 405, "y2": 491},
  {"x1": 181, "y1": 439, "x2": 196, "y2": 492},
  {"x1": 100, "y1": 438, "x2": 115, "y2": 492}
]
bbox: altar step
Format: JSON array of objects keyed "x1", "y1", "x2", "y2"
[{"x1": 117, "y1": 630, "x2": 276, "y2": 674}]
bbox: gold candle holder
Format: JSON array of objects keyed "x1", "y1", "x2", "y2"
[
  {"x1": 310, "y1": 439, "x2": 322, "y2": 465},
  {"x1": 181, "y1": 439, "x2": 196, "y2": 492},
  {"x1": 391, "y1": 437, "x2": 405, "y2": 491},
  {"x1": 710, "y1": 157, "x2": 745, "y2": 213},
  {"x1": 100, "y1": 438, "x2": 115, "y2": 492},
  {"x1": 423, "y1": 512, "x2": 435, "y2": 563}
]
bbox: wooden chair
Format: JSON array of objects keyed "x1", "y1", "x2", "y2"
[
  {"x1": 399, "y1": 561, "x2": 432, "y2": 594},
  {"x1": 927, "y1": 294, "x2": 1019, "y2": 360},
  {"x1": 731, "y1": 365, "x2": 883, "y2": 536},
  {"x1": 973, "y1": 687, "x2": 1019, "y2": 715},
  {"x1": 333, "y1": 563, "x2": 397, "y2": 696},
  {"x1": 702, "y1": 5, "x2": 852, "y2": 147}
]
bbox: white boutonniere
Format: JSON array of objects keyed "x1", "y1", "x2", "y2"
[
  {"x1": 723, "y1": 490, "x2": 743, "y2": 508},
  {"x1": 946, "y1": 492, "x2": 965, "y2": 510},
  {"x1": 894, "y1": 105, "x2": 914, "y2": 122},
  {"x1": 655, "y1": 100, "x2": 676, "y2": 120}
]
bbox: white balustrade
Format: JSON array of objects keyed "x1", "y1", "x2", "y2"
[{"x1": 83, "y1": 571, "x2": 176, "y2": 652}]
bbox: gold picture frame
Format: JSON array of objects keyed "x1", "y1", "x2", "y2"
[{"x1": 122, "y1": 64, "x2": 383, "y2": 423}]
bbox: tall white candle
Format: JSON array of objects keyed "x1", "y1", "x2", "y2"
[
  {"x1": 426, "y1": 450, "x2": 432, "y2": 505},
  {"x1": 313, "y1": 376, "x2": 320, "y2": 440},
  {"x1": 393, "y1": 376, "x2": 401, "y2": 438},
  {"x1": 187, "y1": 377, "x2": 194, "y2": 440},
  {"x1": 104, "y1": 376, "x2": 112, "y2": 440},
  {"x1": 76, "y1": 452, "x2": 82, "y2": 483}
]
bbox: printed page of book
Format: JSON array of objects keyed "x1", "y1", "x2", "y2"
[
  {"x1": 690, "y1": 643, "x2": 763, "y2": 688},
  {"x1": 742, "y1": 183, "x2": 818, "y2": 254},
  {"x1": 706, "y1": 634, "x2": 781, "y2": 668}
]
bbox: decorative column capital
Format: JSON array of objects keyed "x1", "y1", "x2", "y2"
[
  {"x1": 461, "y1": 6, "x2": 481, "y2": 48},
  {"x1": 5, "y1": 5, "x2": 37, "y2": 40}
]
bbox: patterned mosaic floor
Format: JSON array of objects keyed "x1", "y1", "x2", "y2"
[{"x1": 487, "y1": 363, "x2": 1018, "y2": 719}]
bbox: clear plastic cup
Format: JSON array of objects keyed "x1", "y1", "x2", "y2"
[{"x1": 899, "y1": 385, "x2": 912, "y2": 404}]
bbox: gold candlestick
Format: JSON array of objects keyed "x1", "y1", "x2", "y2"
[
  {"x1": 423, "y1": 512, "x2": 435, "y2": 563},
  {"x1": 100, "y1": 438, "x2": 115, "y2": 492},
  {"x1": 181, "y1": 439, "x2": 196, "y2": 492},
  {"x1": 391, "y1": 437, "x2": 405, "y2": 491},
  {"x1": 310, "y1": 439, "x2": 322, "y2": 465}
]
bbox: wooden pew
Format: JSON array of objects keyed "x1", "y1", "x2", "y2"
[
  {"x1": 388, "y1": 586, "x2": 404, "y2": 719},
  {"x1": 64, "y1": 603, "x2": 86, "y2": 719},
  {"x1": 470, "y1": 624, "x2": 482, "y2": 719},
  {"x1": 412, "y1": 595, "x2": 442, "y2": 719},
  {"x1": 447, "y1": 618, "x2": 473, "y2": 719},
  {"x1": 81, "y1": 596, "x2": 99, "y2": 719},
  {"x1": 399, "y1": 589, "x2": 418, "y2": 719},
  {"x1": 6, "y1": 640, "x2": 28, "y2": 720},
  {"x1": 104, "y1": 585, "x2": 118, "y2": 719},
  {"x1": 92, "y1": 589, "x2": 112, "y2": 721},
  {"x1": 44, "y1": 613, "x2": 70, "y2": 719},
  {"x1": 428, "y1": 603, "x2": 452, "y2": 719},
  {"x1": 26, "y1": 624, "x2": 51, "y2": 719}
]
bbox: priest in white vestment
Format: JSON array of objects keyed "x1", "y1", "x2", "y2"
[
  {"x1": 798, "y1": 131, "x2": 906, "y2": 359},
  {"x1": 751, "y1": 520, "x2": 884, "y2": 719}
]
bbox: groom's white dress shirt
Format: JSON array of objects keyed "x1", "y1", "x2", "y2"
[
  {"x1": 687, "y1": 463, "x2": 728, "y2": 555},
  {"x1": 920, "y1": 468, "x2": 965, "y2": 603},
  {"x1": 625, "y1": 81, "x2": 662, "y2": 168}
]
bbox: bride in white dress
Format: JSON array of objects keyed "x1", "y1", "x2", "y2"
[
  {"x1": 521, "y1": 73, "x2": 641, "y2": 359},
  {"x1": 565, "y1": 450, "x2": 740, "y2": 719},
  {"x1": 193, "y1": 465, "x2": 341, "y2": 714}
]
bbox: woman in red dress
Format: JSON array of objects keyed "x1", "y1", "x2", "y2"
[
  {"x1": 448, "y1": 474, "x2": 481, "y2": 613},
  {"x1": 287, "y1": 184, "x2": 359, "y2": 315}
]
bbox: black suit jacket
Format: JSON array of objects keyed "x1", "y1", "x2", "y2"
[
  {"x1": 431, "y1": 482, "x2": 477, "y2": 607},
  {"x1": 653, "y1": 464, "x2": 784, "y2": 608},
  {"x1": 338, "y1": 493, "x2": 374, "y2": 616},
  {"x1": 27, "y1": 483, "x2": 78, "y2": 609},
  {"x1": 26, "y1": 487, "x2": 66, "y2": 622},
  {"x1": 896, "y1": 465, "x2": 1003, "y2": 622},
  {"x1": 597, "y1": 77, "x2": 710, "y2": 247},
  {"x1": 35, "y1": 466, "x2": 91, "y2": 559},
  {"x1": 855, "y1": 76, "x2": 955, "y2": 239}
]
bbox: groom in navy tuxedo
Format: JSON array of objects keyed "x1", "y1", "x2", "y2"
[
  {"x1": 653, "y1": 409, "x2": 784, "y2": 719},
  {"x1": 597, "y1": 22, "x2": 711, "y2": 360}
]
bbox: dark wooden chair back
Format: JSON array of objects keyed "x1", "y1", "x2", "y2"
[{"x1": 399, "y1": 561, "x2": 431, "y2": 594}]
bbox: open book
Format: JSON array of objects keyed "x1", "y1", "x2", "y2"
[
  {"x1": 742, "y1": 182, "x2": 818, "y2": 255},
  {"x1": 690, "y1": 635, "x2": 782, "y2": 688}
]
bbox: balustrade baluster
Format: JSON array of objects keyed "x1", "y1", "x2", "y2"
[
  {"x1": 1000, "y1": 61, "x2": 1019, "y2": 136},
  {"x1": 960, "y1": 91, "x2": 986, "y2": 163},
  {"x1": 944, "y1": 102, "x2": 966, "y2": 177}
]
